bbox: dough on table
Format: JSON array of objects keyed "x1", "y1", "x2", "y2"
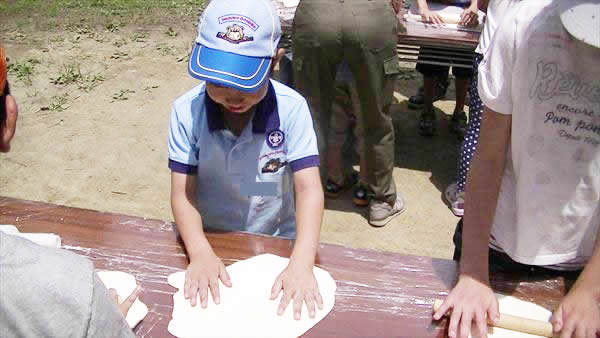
[
  {"x1": 470, "y1": 294, "x2": 553, "y2": 338},
  {"x1": 167, "y1": 254, "x2": 337, "y2": 338},
  {"x1": 0, "y1": 224, "x2": 62, "y2": 248},
  {"x1": 96, "y1": 270, "x2": 148, "y2": 329}
]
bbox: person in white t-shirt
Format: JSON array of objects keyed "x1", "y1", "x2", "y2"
[
  {"x1": 434, "y1": 1, "x2": 600, "y2": 338},
  {"x1": 444, "y1": 0, "x2": 521, "y2": 216}
]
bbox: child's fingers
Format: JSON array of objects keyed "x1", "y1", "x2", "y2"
[
  {"x1": 433, "y1": 297, "x2": 452, "y2": 320},
  {"x1": 208, "y1": 277, "x2": 220, "y2": 305},
  {"x1": 293, "y1": 293, "x2": 303, "y2": 320},
  {"x1": 184, "y1": 273, "x2": 194, "y2": 299},
  {"x1": 487, "y1": 298, "x2": 500, "y2": 324},
  {"x1": 305, "y1": 293, "x2": 316, "y2": 319},
  {"x1": 185, "y1": 278, "x2": 197, "y2": 303},
  {"x1": 315, "y1": 290, "x2": 324, "y2": 310},
  {"x1": 473, "y1": 309, "x2": 488, "y2": 338},
  {"x1": 199, "y1": 280, "x2": 209, "y2": 308},
  {"x1": 550, "y1": 308, "x2": 563, "y2": 333},
  {"x1": 219, "y1": 264, "x2": 232, "y2": 288},
  {"x1": 270, "y1": 275, "x2": 283, "y2": 300},
  {"x1": 447, "y1": 307, "x2": 462, "y2": 338},
  {"x1": 277, "y1": 291, "x2": 291, "y2": 316},
  {"x1": 559, "y1": 320, "x2": 575, "y2": 338},
  {"x1": 121, "y1": 285, "x2": 142, "y2": 313},
  {"x1": 458, "y1": 311, "x2": 472, "y2": 338},
  {"x1": 108, "y1": 288, "x2": 119, "y2": 303}
]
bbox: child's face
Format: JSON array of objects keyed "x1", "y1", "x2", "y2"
[{"x1": 206, "y1": 81, "x2": 269, "y2": 114}]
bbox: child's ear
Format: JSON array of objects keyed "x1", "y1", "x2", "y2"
[{"x1": 272, "y1": 48, "x2": 286, "y2": 69}]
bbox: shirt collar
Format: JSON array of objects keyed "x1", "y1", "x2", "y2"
[{"x1": 205, "y1": 80, "x2": 280, "y2": 134}]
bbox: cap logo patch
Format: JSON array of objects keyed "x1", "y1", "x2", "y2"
[
  {"x1": 218, "y1": 14, "x2": 260, "y2": 31},
  {"x1": 266, "y1": 129, "x2": 285, "y2": 149},
  {"x1": 217, "y1": 24, "x2": 254, "y2": 44}
]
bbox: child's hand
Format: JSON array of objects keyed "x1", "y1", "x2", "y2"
[
  {"x1": 433, "y1": 274, "x2": 500, "y2": 338},
  {"x1": 419, "y1": 8, "x2": 445, "y2": 25},
  {"x1": 270, "y1": 261, "x2": 324, "y2": 320},
  {"x1": 550, "y1": 287, "x2": 600, "y2": 338},
  {"x1": 459, "y1": 6, "x2": 479, "y2": 27},
  {"x1": 184, "y1": 250, "x2": 232, "y2": 308},
  {"x1": 108, "y1": 285, "x2": 143, "y2": 318}
]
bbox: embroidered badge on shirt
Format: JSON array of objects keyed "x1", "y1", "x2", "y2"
[
  {"x1": 266, "y1": 129, "x2": 285, "y2": 149},
  {"x1": 262, "y1": 158, "x2": 288, "y2": 173},
  {"x1": 217, "y1": 24, "x2": 254, "y2": 44}
]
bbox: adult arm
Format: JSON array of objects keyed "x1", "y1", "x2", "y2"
[
  {"x1": 479, "y1": 0, "x2": 489, "y2": 12},
  {"x1": 171, "y1": 172, "x2": 232, "y2": 308},
  {"x1": 271, "y1": 166, "x2": 324, "y2": 320},
  {"x1": 551, "y1": 229, "x2": 600, "y2": 338},
  {"x1": 433, "y1": 106, "x2": 512, "y2": 338},
  {"x1": 460, "y1": 0, "x2": 479, "y2": 27}
]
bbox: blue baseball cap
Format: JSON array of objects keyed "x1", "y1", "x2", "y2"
[{"x1": 188, "y1": 0, "x2": 282, "y2": 92}]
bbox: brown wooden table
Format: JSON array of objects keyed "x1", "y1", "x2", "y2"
[{"x1": 0, "y1": 196, "x2": 570, "y2": 337}]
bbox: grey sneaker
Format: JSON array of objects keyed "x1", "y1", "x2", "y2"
[{"x1": 368, "y1": 194, "x2": 406, "y2": 227}]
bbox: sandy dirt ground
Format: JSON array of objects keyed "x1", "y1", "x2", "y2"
[{"x1": 0, "y1": 16, "x2": 467, "y2": 260}]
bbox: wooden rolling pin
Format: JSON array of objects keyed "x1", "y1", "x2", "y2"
[{"x1": 433, "y1": 299, "x2": 556, "y2": 337}]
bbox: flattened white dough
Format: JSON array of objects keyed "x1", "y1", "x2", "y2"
[
  {"x1": 471, "y1": 294, "x2": 552, "y2": 338},
  {"x1": 96, "y1": 270, "x2": 149, "y2": 329},
  {"x1": 167, "y1": 254, "x2": 337, "y2": 338}
]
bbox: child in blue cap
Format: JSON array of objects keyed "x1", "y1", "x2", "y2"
[{"x1": 168, "y1": 0, "x2": 324, "y2": 320}]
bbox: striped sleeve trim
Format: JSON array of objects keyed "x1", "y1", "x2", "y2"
[
  {"x1": 289, "y1": 155, "x2": 320, "y2": 172},
  {"x1": 168, "y1": 159, "x2": 197, "y2": 175}
]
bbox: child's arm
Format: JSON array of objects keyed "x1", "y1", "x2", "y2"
[
  {"x1": 171, "y1": 172, "x2": 232, "y2": 308},
  {"x1": 416, "y1": 0, "x2": 445, "y2": 24},
  {"x1": 433, "y1": 106, "x2": 511, "y2": 338},
  {"x1": 550, "y1": 232, "x2": 600, "y2": 337},
  {"x1": 270, "y1": 166, "x2": 324, "y2": 320}
]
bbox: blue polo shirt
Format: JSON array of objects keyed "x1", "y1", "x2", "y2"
[{"x1": 168, "y1": 79, "x2": 319, "y2": 238}]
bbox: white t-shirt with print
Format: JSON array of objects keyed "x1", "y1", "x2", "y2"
[
  {"x1": 478, "y1": 0, "x2": 600, "y2": 267},
  {"x1": 475, "y1": 0, "x2": 520, "y2": 55}
]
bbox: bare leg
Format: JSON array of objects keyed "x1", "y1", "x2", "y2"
[
  {"x1": 454, "y1": 77, "x2": 469, "y2": 114},
  {"x1": 423, "y1": 76, "x2": 435, "y2": 114},
  {"x1": 419, "y1": 76, "x2": 437, "y2": 136}
]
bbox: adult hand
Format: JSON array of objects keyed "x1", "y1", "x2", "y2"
[
  {"x1": 0, "y1": 94, "x2": 18, "y2": 153},
  {"x1": 433, "y1": 274, "x2": 500, "y2": 338},
  {"x1": 270, "y1": 261, "x2": 324, "y2": 320},
  {"x1": 184, "y1": 249, "x2": 232, "y2": 308},
  {"x1": 390, "y1": 0, "x2": 402, "y2": 15},
  {"x1": 550, "y1": 287, "x2": 600, "y2": 338},
  {"x1": 109, "y1": 285, "x2": 143, "y2": 318},
  {"x1": 460, "y1": 6, "x2": 479, "y2": 27},
  {"x1": 419, "y1": 8, "x2": 445, "y2": 25}
]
